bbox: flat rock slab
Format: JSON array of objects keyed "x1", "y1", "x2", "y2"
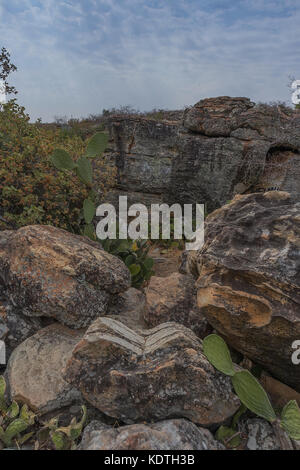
[
  {"x1": 64, "y1": 317, "x2": 239, "y2": 426},
  {"x1": 0, "y1": 225, "x2": 131, "y2": 328},
  {"x1": 79, "y1": 419, "x2": 225, "y2": 450},
  {"x1": 197, "y1": 191, "x2": 300, "y2": 390},
  {"x1": 6, "y1": 324, "x2": 83, "y2": 414}
]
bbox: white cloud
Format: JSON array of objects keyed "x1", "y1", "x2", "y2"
[{"x1": 0, "y1": 0, "x2": 299, "y2": 121}]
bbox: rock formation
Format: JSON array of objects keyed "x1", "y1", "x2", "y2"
[
  {"x1": 105, "y1": 97, "x2": 300, "y2": 212},
  {"x1": 64, "y1": 317, "x2": 240, "y2": 426},
  {"x1": 79, "y1": 419, "x2": 225, "y2": 450},
  {"x1": 196, "y1": 191, "x2": 300, "y2": 390},
  {"x1": 6, "y1": 324, "x2": 83, "y2": 413},
  {"x1": 144, "y1": 272, "x2": 210, "y2": 338},
  {"x1": 0, "y1": 225, "x2": 131, "y2": 329}
]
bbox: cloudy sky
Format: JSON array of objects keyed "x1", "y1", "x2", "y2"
[{"x1": 0, "y1": 0, "x2": 299, "y2": 121}]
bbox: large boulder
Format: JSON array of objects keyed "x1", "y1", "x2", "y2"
[
  {"x1": 64, "y1": 317, "x2": 240, "y2": 427},
  {"x1": 0, "y1": 225, "x2": 131, "y2": 328},
  {"x1": 79, "y1": 419, "x2": 225, "y2": 450},
  {"x1": 144, "y1": 273, "x2": 210, "y2": 338},
  {"x1": 6, "y1": 324, "x2": 83, "y2": 413},
  {"x1": 196, "y1": 191, "x2": 300, "y2": 390}
]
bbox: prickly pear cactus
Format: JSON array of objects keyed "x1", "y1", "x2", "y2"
[
  {"x1": 51, "y1": 132, "x2": 108, "y2": 239},
  {"x1": 203, "y1": 334, "x2": 300, "y2": 445},
  {"x1": 203, "y1": 334, "x2": 235, "y2": 376},
  {"x1": 281, "y1": 400, "x2": 300, "y2": 440},
  {"x1": 232, "y1": 370, "x2": 276, "y2": 423}
]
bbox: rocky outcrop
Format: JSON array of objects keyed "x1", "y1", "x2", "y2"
[
  {"x1": 144, "y1": 273, "x2": 210, "y2": 338},
  {"x1": 6, "y1": 324, "x2": 83, "y2": 413},
  {"x1": 196, "y1": 191, "x2": 300, "y2": 390},
  {"x1": 79, "y1": 419, "x2": 225, "y2": 450},
  {"x1": 105, "y1": 97, "x2": 300, "y2": 212},
  {"x1": 0, "y1": 225, "x2": 131, "y2": 328},
  {"x1": 64, "y1": 317, "x2": 240, "y2": 426}
]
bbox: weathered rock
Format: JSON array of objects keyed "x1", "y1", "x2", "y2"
[
  {"x1": 0, "y1": 225, "x2": 131, "y2": 328},
  {"x1": 260, "y1": 374, "x2": 300, "y2": 410},
  {"x1": 6, "y1": 324, "x2": 83, "y2": 414},
  {"x1": 144, "y1": 273, "x2": 210, "y2": 338},
  {"x1": 179, "y1": 250, "x2": 198, "y2": 278},
  {"x1": 78, "y1": 419, "x2": 225, "y2": 450},
  {"x1": 108, "y1": 287, "x2": 146, "y2": 329},
  {"x1": 183, "y1": 96, "x2": 255, "y2": 137},
  {"x1": 196, "y1": 191, "x2": 300, "y2": 390},
  {"x1": 105, "y1": 98, "x2": 300, "y2": 212},
  {"x1": 238, "y1": 419, "x2": 280, "y2": 450},
  {"x1": 64, "y1": 317, "x2": 240, "y2": 426},
  {"x1": 0, "y1": 298, "x2": 46, "y2": 362}
]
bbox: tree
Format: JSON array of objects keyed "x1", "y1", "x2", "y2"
[{"x1": 0, "y1": 47, "x2": 17, "y2": 95}]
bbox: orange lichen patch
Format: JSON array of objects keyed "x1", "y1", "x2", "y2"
[
  {"x1": 150, "y1": 360, "x2": 176, "y2": 373},
  {"x1": 263, "y1": 191, "x2": 291, "y2": 201},
  {"x1": 198, "y1": 283, "x2": 272, "y2": 328},
  {"x1": 0, "y1": 302, "x2": 7, "y2": 319}
]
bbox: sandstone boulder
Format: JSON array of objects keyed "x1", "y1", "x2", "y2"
[
  {"x1": 108, "y1": 287, "x2": 146, "y2": 329},
  {"x1": 196, "y1": 191, "x2": 300, "y2": 390},
  {"x1": 0, "y1": 225, "x2": 131, "y2": 328},
  {"x1": 144, "y1": 273, "x2": 210, "y2": 338},
  {"x1": 6, "y1": 324, "x2": 83, "y2": 413},
  {"x1": 64, "y1": 317, "x2": 240, "y2": 426},
  {"x1": 79, "y1": 419, "x2": 225, "y2": 450}
]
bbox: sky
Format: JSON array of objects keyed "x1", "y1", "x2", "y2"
[{"x1": 0, "y1": 0, "x2": 299, "y2": 122}]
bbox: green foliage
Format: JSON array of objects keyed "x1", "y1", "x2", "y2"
[
  {"x1": 83, "y1": 198, "x2": 96, "y2": 224},
  {"x1": 281, "y1": 400, "x2": 300, "y2": 440},
  {"x1": 85, "y1": 133, "x2": 108, "y2": 158},
  {"x1": 0, "y1": 101, "x2": 115, "y2": 232},
  {"x1": 102, "y1": 238, "x2": 154, "y2": 288},
  {"x1": 38, "y1": 405, "x2": 87, "y2": 451},
  {"x1": 51, "y1": 132, "x2": 154, "y2": 288},
  {"x1": 232, "y1": 370, "x2": 276, "y2": 423},
  {"x1": 51, "y1": 149, "x2": 77, "y2": 171},
  {"x1": 0, "y1": 376, "x2": 36, "y2": 448},
  {"x1": 51, "y1": 132, "x2": 111, "y2": 236},
  {"x1": 203, "y1": 334, "x2": 235, "y2": 376},
  {"x1": 215, "y1": 425, "x2": 241, "y2": 449},
  {"x1": 214, "y1": 404, "x2": 247, "y2": 449},
  {"x1": 203, "y1": 334, "x2": 300, "y2": 442},
  {"x1": 0, "y1": 375, "x2": 87, "y2": 450}
]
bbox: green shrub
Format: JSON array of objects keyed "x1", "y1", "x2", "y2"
[
  {"x1": 0, "y1": 100, "x2": 115, "y2": 232},
  {"x1": 102, "y1": 238, "x2": 154, "y2": 288}
]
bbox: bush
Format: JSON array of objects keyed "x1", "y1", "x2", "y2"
[{"x1": 0, "y1": 100, "x2": 116, "y2": 232}]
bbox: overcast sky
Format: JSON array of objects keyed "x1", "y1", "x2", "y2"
[{"x1": 0, "y1": 0, "x2": 299, "y2": 122}]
